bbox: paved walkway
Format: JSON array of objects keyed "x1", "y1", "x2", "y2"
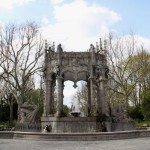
[{"x1": 0, "y1": 138, "x2": 150, "y2": 150}]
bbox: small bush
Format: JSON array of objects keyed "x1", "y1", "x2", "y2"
[
  {"x1": 135, "y1": 120, "x2": 150, "y2": 127},
  {"x1": 142, "y1": 90, "x2": 150, "y2": 120},
  {"x1": 128, "y1": 105, "x2": 144, "y2": 121}
]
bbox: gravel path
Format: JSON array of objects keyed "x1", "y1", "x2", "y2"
[{"x1": 0, "y1": 137, "x2": 150, "y2": 150}]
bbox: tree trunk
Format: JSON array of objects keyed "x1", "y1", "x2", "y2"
[{"x1": 9, "y1": 101, "x2": 13, "y2": 126}]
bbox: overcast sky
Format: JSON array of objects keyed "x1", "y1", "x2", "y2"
[{"x1": 1, "y1": 0, "x2": 150, "y2": 106}]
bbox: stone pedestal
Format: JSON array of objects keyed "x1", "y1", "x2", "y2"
[
  {"x1": 15, "y1": 123, "x2": 41, "y2": 132},
  {"x1": 41, "y1": 117, "x2": 102, "y2": 133},
  {"x1": 103, "y1": 121, "x2": 136, "y2": 132},
  {"x1": 111, "y1": 122, "x2": 136, "y2": 131}
]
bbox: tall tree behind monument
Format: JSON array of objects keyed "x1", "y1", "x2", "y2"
[
  {"x1": 107, "y1": 33, "x2": 150, "y2": 110},
  {"x1": 0, "y1": 22, "x2": 44, "y2": 121}
]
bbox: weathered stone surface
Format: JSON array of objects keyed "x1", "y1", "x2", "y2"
[
  {"x1": 111, "y1": 122, "x2": 135, "y2": 131},
  {"x1": 43, "y1": 43, "x2": 108, "y2": 118},
  {"x1": 1, "y1": 130, "x2": 150, "y2": 141},
  {"x1": 41, "y1": 117, "x2": 102, "y2": 133},
  {"x1": 41, "y1": 42, "x2": 109, "y2": 133},
  {"x1": 15, "y1": 123, "x2": 41, "y2": 132},
  {"x1": 19, "y1": 101, "x2": 39, "y2": 123}
]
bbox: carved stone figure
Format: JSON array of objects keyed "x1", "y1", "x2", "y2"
[
  {"x1": 89, "y1": 44, "x2": 95, "y2": 52},
  {"x1": 105, "y1": 67, "x2": 109, "y2": 79},
  {"x1": 112, "y1": 103, "x2": 131, "y2": 122},
  {"x1": 57, "y1": 44, "x2": 63, "y2": 52},
  {"x1": 20, "y1": 101, "x2": 39, "y2": 123}
]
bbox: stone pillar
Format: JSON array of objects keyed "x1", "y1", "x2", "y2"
[
  {"x1": 43, "y1": 79, "x2": 51, "y2": 116},
  {"x1": 56, "y1": 77, "x2": 63, "y2": 117},
  {"x1": 87, "y1": 81, "x2": 91, "y2": 116},
  {"x1": 49, "y1": 80, "x2": 55, "y2": 115},
  {"x1": 103, "y1": 79, "x2": 108, "y2": 116},
  {"x1": 97, "y1": 80, "x2": 105, "y2": 115},
  {"x1": 89, "y1": 77, "x2": 96, "y2": 116}
]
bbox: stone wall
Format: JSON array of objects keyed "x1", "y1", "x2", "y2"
[
  {"x1": 15, "y1": 123, "x2": 41, "y2": 132},
  {"x1": 41, "y1": 117, "x2": 102, "y2": 133}
]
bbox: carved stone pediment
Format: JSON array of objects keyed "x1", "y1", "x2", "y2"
[{"x1": 63, "y1": 70, "x2": 88, "y2": 82}]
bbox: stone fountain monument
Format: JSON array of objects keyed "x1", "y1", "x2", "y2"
[
  {"x1": 14, "y1": 39, "x2": 135, "y2": 133},
  {"x1": 41, "y1": 40, "x2": 109, "y2": 133}
]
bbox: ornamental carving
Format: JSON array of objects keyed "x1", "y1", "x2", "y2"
[{"x1": 43, "y1": 41, "x2": 108, "y2": 117}]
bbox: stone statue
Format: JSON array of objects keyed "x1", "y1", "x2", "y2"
[
  {"x1": 57, "y1": 44, "x2": 63, "y2": 53},
  {"x1": 89, "y1": 44, "x2": 95, "y2": 52},
  {"x1": 112, "y1": 103, "x2": 130, "y2": 122},
  {"x1": 105, "y1": 67, "x2": 109, "y2": 79},
  {"x1": 20, "y1": 101, "x2": 39, "y2": 123}
]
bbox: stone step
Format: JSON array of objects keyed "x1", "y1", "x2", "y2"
[{"x1": 1, "y1": 130, "x2": 150, "y2": 141}]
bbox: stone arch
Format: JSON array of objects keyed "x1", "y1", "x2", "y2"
[
  {"x1": 77, "y1": 71, "x2": 89, "y2": 82},
  {"x1": 43, "y1": 44, "x2": 108, "y2": 117},
  {"x1": 63, "y1": 71, "x2": 75, "y2": 82}
]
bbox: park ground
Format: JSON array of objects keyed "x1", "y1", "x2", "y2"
[{"x1": 0, "y1": 137, "x2": 150, "y2": 150}]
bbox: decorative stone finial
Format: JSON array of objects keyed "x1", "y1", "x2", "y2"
[
  {"x1": 45, "y1": 40, "x2": 48, "y2": 49},
  {"x1": 100, "y1": 38, "x2": 103, "y2": 50},
  {"x1": 57, "y1": 44, "x2": 63, "y2": 53},
  {"x1": 52, "y1": 42, "x2": 55, "y2": 51},
  {"x1": 104, "y1": 40, "x2": 107, "y2": 50},
  {"x1": 90, "y1": 44, "x2": 95, "y2": 52},
  {"x1": 96, "y1": 42, "x2": 99, "y2": 52},
  {"x1": 45, "y1": 40, "x2": 48, "y2": 53}
]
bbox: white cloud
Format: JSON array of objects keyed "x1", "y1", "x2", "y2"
[
  {"x1": 0, "y1": 0, "x2": 34, "y2": 10},
  {"x1": 134, "y1": 35, "x2": 150, "y2": 50},
  {"x1": 41, "y1": 0, "x2": 121, "y2": 51},
  {"x1": 41, "y1": 17, "x2": 49, "y2": 24},
  {"x1": 0, "y1": 21, "x2": 5, "y2": 28},
  {"x1": 117, "y1": 34, "x2": 150, "y2": 51},
  {"x1": 50, "y1": 0, "x2": 64, "y2": 5}
]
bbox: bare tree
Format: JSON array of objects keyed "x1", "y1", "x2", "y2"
[
  {"x1": 0, "y1": 22, "x2": 44, "y2": 121},
  {"x1": 72, "y1": 81, "x2": 88, "y2": 115},
  {"x1": 107, "y1": 33, "x2": 150, "y2": 108},
  {"x1": 129, "y1": 49, "x2": 150, "y2": 106}
]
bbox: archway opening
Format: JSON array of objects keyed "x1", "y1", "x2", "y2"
[
  {"x1": 71, "y1": 80, "x2": 88, "y2": 116},
  {"x1": 63, "y1": 81, "x2": 78, "y2": 116},
  {"x1": 63, "y1": 80, "x2": 88, "y2": 117}
]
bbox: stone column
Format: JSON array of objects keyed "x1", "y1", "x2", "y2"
[
  {"x1": 56, "y1": 77, "x2": 63, "y2": 117},
  {"x1": 103, "y1": 79, "x2": 108, "y2": 116},
  {"x1": 97, "y1": 80, "x2": 104, "y2": 115},
  {"x1": 87, "y1": 81, "x2": 91, "y2": 116},
  {"x1": 89, "y1": 77, "x2": 95, "y2": 116},
  {"x1": 43, "y1": 79, "x2": 51, "y2": 116},
  {"x1": 49, "y1": 80, "x2": 55, "y2": 115}
]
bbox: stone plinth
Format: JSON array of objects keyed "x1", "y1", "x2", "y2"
[
  {"x1": 111, "y1": 122, "x2": 136, "y2": 131},
  {"x1": 104, "y1": 122, "x2": 136, "y2": 132},
  {"x1": 15, "y1": 123, "x2": 41, "y2": 132},
  {"x1": 41, "y1": 117, "x2": 102, "y2": 133}
]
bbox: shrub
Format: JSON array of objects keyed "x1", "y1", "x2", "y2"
[
  {"x1": 128, "y1": 105, "x2": 144, "y2": 121},
  {"x1": 142, "y1": 90, "x2": 150, "y2": 120}
]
